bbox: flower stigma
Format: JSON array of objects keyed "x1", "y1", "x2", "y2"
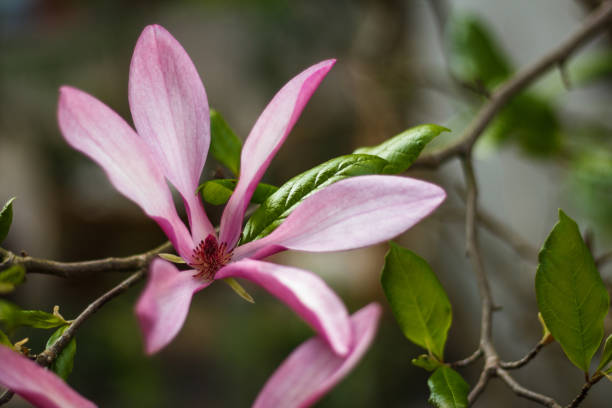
[{"x1": 191, "y1": 234, "x2": 233, "y2": 281}]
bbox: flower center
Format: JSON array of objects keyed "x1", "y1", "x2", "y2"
[{"x1": 190, "y1": 234, "x2": 232, "y2": 281}]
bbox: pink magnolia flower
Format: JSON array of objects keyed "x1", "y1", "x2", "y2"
[
  {"x1": 0, "y1": 345, "x2": 96, "y2": 408},
  {"x1": 0, "y1": 305, "x2": 379, "y2": 408},
  {"x1": 58, "y1": 25, "x2": 445, "y2": 356},
  {"x1": 254, "y1": 303, "x2": 382, "y2": 408}
]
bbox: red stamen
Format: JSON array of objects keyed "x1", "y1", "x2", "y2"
[{"x1": 190, "y1": 234, "x2": 232, "y2": 281}]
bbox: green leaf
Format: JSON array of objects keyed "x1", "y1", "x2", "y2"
[
  {"x1": 381, "y1": 243, "x2": 452, "y2": 359},
  {"x1": 0, "y1": 264, "x2": 26, "y2": 294},
  {"x1": 412, "y1": 354, "x2": 443, "y2": 372},
  {"x1": 485, "y1": 93, "x2": 560, "y2": 156},
  {"x1": 223, "y1": 278, "x2": 255, "y2": 303},
  {"x1": 210, "y1": 109, "x2": 242, "y2": 176},
  {"x1": 597, "y1": 334, "x2": 612, "y2": 372},
  {"x1": 535, "y1": 210, "x2": 609, "y2": 372},
  {"x1": 0, "y1": 197, "x2": 16, "y2": 244},
  {"x1": 569, "y1": 150, "x2": 612, "y2": 232},
  {"x1": 158, "y1": 253, "x2": 185, "y2": 264},
  {"x1": 353, "y1": 124, "x2": 449, "y2": 173},
  {"x1": 427, "y1": 366, "x2": 470, "y2": 408},
  {"x1": 198, "y1": 179, "x2": 278, "y2": 206},
  {"x1": 446, "y1": 14, "x2": 512, "y2": 89},
  {"x1": 567, "y1": 50, "x2": 612, "y2": 87},
  {"x1": 46, "y1": 326, "x2": 76, "y2": 380},
  {"x1": 241, "y1": 154, "x2": 391, "y2": 244},
  {"x1": 0, "y1": 329, "x2": 11, "y2": 347},
  {"x1": 240, "y1": 124, "x2": 444, "y2": 244},
  {"x1": 0, "y1": 300, "x2": 68, "y2": 331}
]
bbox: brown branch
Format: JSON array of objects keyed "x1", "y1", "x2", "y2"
[
  {"x1": 0, "y1": 249, "x2": 158, "y2": 406},
  {"x1": 35, "y1": 270, "x2": 147, "y2": 367},
  {"x1": 461, "y1": 156, "x2": 500, "y2": 405},
  {"x1": 0, "y1": 391, "x2": 13, "y2": 405},
  {"x1": 566, "y1": 372, "x2": 605, "y2": 408},
  {"x1": 415, "y1": 0, "x2": 612, "y2": 169},
  {"x1": 0, "y1": 241, "x2": 171, "y2": 278},
  {"x1": 501, "y1": 341, "x2": 547, "y2": 369},
  {"x1": 497, "y1": 368, "x2": 562, "y2": 408},
  {"x1": 450, "y1": 348, "x2": 483, "y2": 368}
]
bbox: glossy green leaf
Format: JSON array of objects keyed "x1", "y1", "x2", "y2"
[
  {"x1": 0, "y1": 300, "x2": 68, "y2": 331},
  {"x1": 597, "y1": 334, "x2": 612, "y2": 372},
  {"x1": 353, "y1": 124, "x2": 449, "y2": 173},
  {"x1": 427, "y1": 366, "x2": 470, "y2": 408},
  {"x1": 0, "y1": 264, "x2": 26, "y2": 294},
  {"x1": 381, "y1": 243, "x2": 452, "y2": 359},
  {"x1": 0, "y1": 329, "x2": 11, "y2": 347},
  {"x1": 535, "y1": 210, "x2": 609, "y2": 372},
  {"x1": 241, "y1": 154, "x2": 391, "y2": 244},
  {"x1": 412, "y1": 354, "x2": 443, "y2": 372},
  {"x1": 46, "y1": 326, "x2": 76, "y2": 380},
  {"x1": 446, "y1": 14, "x2": 512, "y2": 88},
  {"x1": 0, "y1": 197, "x2": 16, "y2": 244},
  {"x1": 198, "y1": 179, "x2": 278, "y2": 206},
  {"x1": 210, "y1": 109, "x2": 242, "y2": 176}
]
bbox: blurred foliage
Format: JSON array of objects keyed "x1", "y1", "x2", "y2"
[{"x1": 446, "y1": 14, "x2": 512, "y2": 89}]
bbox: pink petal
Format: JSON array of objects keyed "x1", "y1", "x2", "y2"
[
  {"x1": 253, "y1": 303, "x2": 381, "y2": 408},
  {"x1": 135, "y1": 259, "x2": 210, "y2": 355},
  {"x1": 129, "y1": 24, "x2": 214, "y2": 241},
  {"x1": 234, "y1": 175, "x2": 446, "y2": 260},
  {"x1": 216, "y1": 259, "x2": 351, "y2": 356},
  {"x1": 0, "y1": 345, "x2": 96, "y2": 408},
  {"x1": 58, "y1": 86, "x2": 194, "y2": 259},
  {"x1": 219, "y1": 60, "x2": 336, "y2": 249}
]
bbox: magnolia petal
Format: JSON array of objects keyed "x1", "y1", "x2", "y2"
[
  {"x1": 58, "y1": 86, "x2": 194, "y2": 259},
  {"x1": 129, "y1": 24, "x2": 214, "y2": 241},
  {"x1": 219, "y1": 60, "x2": 335, "y2": 249},
  {"x1": 234, "y1": 175, "x2": 446, "y2": 260},
  {"x1": 253, "y1": 303, "x2": 381, "y2": 408},
  {"x1": 216, "y1": 259, "x2": 351, "y2": 356},
  {"x1": 135, "y1": 259, "x2": 210, "y2": 355},
  {"x1": 0, "y1": 345, "x2": 96, "y2": 408}
]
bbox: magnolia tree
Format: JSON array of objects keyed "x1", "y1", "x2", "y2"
[{"x1": 1, "y1": 2, "x2": 612, "y2": 408}]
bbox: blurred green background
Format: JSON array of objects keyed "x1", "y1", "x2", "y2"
[{"x1": 1, "y1": 0, "x2": 611, "y2": 406}]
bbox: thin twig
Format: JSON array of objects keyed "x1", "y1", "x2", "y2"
[
  {"x1": 468, "y1": 367, "x2": 494, "y2": 404},
  {"x1": 0, "y1": 242, "x2": 171, "y2": 278},
  {"x1": 461, "y1": 156, "x2": 501, "y2": 405},
  {"x1": 497, "y1": 368, "x2": 562, "y2": 408},
  {"x1": 0, "y1": 252, "x2": 158, "y2": 406},
  {"x1": 35, "y1": 270, "x2": 147, "y2": 367},
  {"x1": 415, "y1": 1, "x2": 612, "y2": 169},
  {"x1": 0, "y1": 391, "x2": 13, "y2": 405},
  {"x1": 566, "y1": 372, "x2": 605, "y2": 408},
  {"x1": 450, "y1": 348, "x2": 483, "y2": 368},
  {"x1": 501, "y1": 341, "x2": 546, "y2": 369}
]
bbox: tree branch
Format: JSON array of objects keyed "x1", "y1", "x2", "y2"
[
  {"x1": 500, "y1": 341, "x2": 547, "y2": 369},
  {"x1": 415, "y1": 0, "x2": 612, "y2": 169},
  {"x1": 0, "y1": 241, "x2": 171, "y2": 278},
  {"x1": 450, "y1": 348, "x2": 483, "y2": 368},
  {"x1": 0, "y1": 248, "x2": 159, "y2": 406},
  {"x1": 497, "y1": 368, "x2": 562, "y2": 408},
  {"x1": 566, "y1": 372, "x2": 605, "y2": 408},
  {"x1": 35, "y1": 270, "x2": 147, "y2": 367}
]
